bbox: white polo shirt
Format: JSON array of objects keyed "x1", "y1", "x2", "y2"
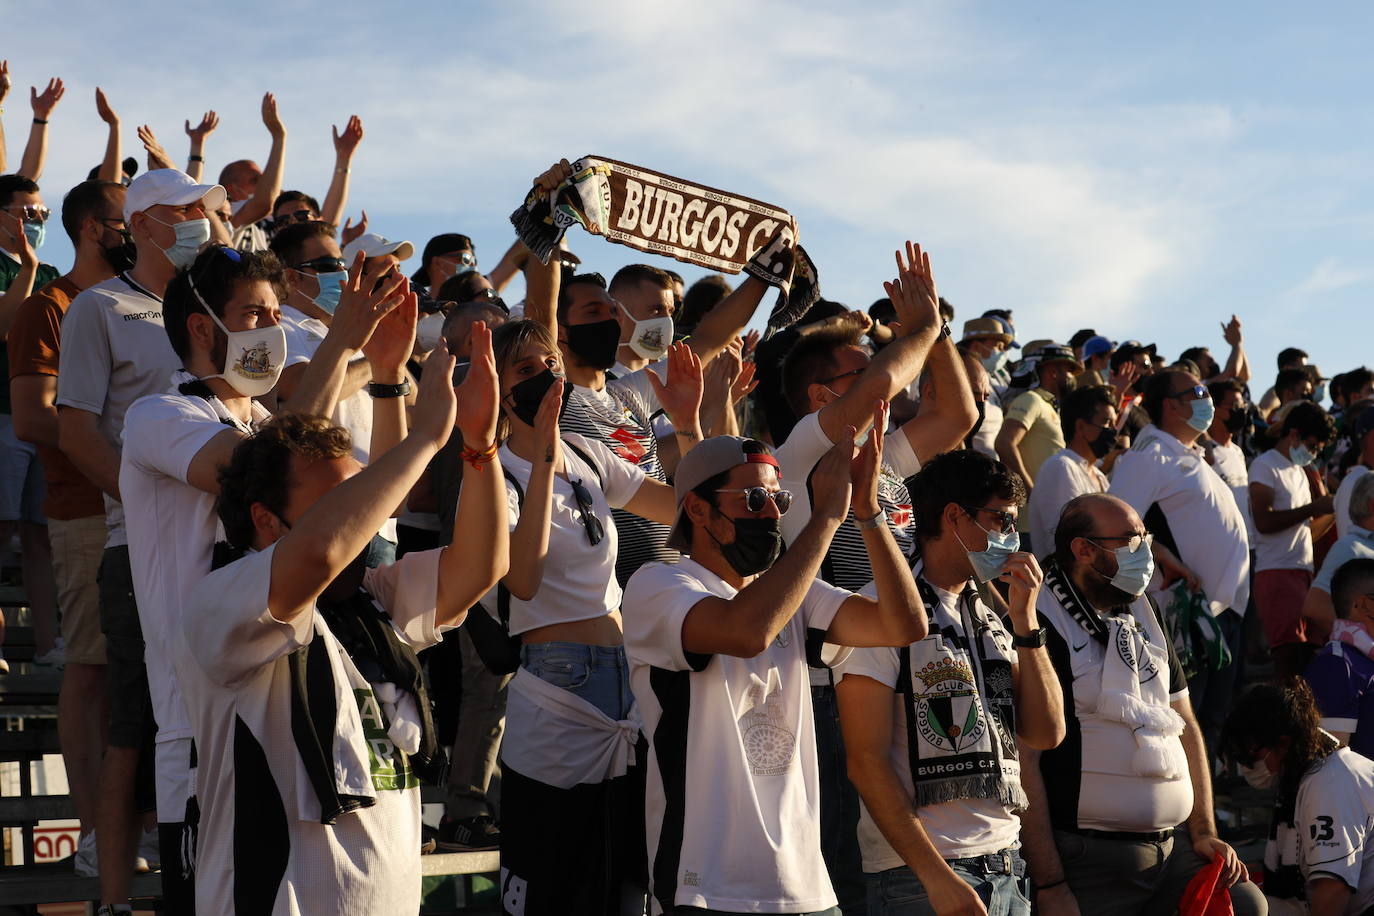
[
  {"x1": 1296, "y1": 748, "x2": 1374, "y2": 914},
  {"x1": 1027, "y1": 448, "x2": 1109, "y2": 561},
  {"x1": 1249, "y1": 448, "x2": 1314, "y2": 573},
  {"x1": 1109, "y1": 424, "x2": 1250, "y2": 616}
]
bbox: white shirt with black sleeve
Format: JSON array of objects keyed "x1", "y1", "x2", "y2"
[
  {"x1": 1297, "y1": 747, "x2": 1374, "y2": 913},
  {"x1": 623, "y1": 557, "x2": 851, "y2": 915}
]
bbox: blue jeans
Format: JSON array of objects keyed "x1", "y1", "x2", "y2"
[
  {"x1": 519, "y1": 642, "x2": 634, "y2": 720},
  {"x1": 866, "y1": 850, "x2": 1030, "y2": 916},
  {"x1": 811, "y1": 683, "x2": 866, "y2": 915}
]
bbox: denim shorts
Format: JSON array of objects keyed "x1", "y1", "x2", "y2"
[
  {"x1": 520, "y1": 641, "x2": 633, "y2": 721},
  {"x1": 866, "y1": 849, "x2": 1030, "y2": 916}
]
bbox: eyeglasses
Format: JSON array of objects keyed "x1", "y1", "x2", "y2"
[
  {"x1": 441, "y1": 250, "x2": 478, "y2": 268},
  {"x1": 97, "y1": 217, "x2": 128, "y2": 231},
  {"x1": 819, "y1": 367, "x2": 865, "y2": 386},
  {"x1": 715, "y1": 487, "x2": 793, "y2": 515},
  {"x1": 1169, "y1": 385, "x2": 1209, "y2": 401},
  {"x1": 568, "y1": 477, "x2": 605, "y2": 547},
  {"x1": 273, "y1": 209, "x2": 317, "y2": 227},
  {"x1": 961, "y1": 504, "x2": 1018, "y2": 536},
  {"x1": 4, "y1": 205, "x2": 51, "y2": 223},
  {"x1": 1088, "y1": 532, "x2": 1153, "y2": 554},
  {"x1": 292, "y1": 255, "x2": 347, "y2": 273}
]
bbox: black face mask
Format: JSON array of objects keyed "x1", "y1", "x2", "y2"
[
  {"x1": 507, "y1": 368, "x2": 570, "y2": 427},
  {"x1": 101, "y1": 229, "x2": 137, "y2": 274},
  {"x1": 708, "y1": 512, "x2": 783, "y2": 577},
  {"x1": 1088, "y1": 424, "x2": 1115, "y2": 459},
  {"x1": 564, "y1": 318, "x2": 621, "y2": 369},
  {"x1": 964, "y1": 399, "x2": 987, "y2": 449},
  {"x1": 1224, "y1": 407, "x2": 1250, "y2": 436}
]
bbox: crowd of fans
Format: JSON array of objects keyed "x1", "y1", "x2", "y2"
[{"x1": 1, "y1": 65, "x2": 1373, "y2": 916}]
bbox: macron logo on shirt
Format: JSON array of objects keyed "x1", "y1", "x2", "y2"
[{"x1": 123, "y1": 310, "x2": 160, "y2": 322}]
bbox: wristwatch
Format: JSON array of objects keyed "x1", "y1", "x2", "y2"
[
  {"x1": 1011, "y1": 628, "x2": 1047, "y2": 649},
  {"x1": 855, "y1": 510, "x2": 887, "y2": 531},
  {"x1": 367, "y1": 380, "x2": 412, "y2": 399}
]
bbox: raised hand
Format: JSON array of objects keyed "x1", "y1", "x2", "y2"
[
  {"x1": 341, "y1": 210, "x2": 368, "y2": 247},
  {"x1": 361, "y1": 288, "x2": 419, "y2": 380},
  {"x1": 811, "y1": 432, "x2": 857, "y2": 524},
  {"x1": 332, "y1": 115, "x2": 364, "y2": 158},
  {"x1": 455, "y1": 320, "x2": 500, "y2": 448},
  {"x1": 533, "y1": 160, "x2": 573, "y2": 195},
  {"x1": 185, "y1": 110, "x2": 219, "y2": 142},
  {"x1": 95, "y1": 88, "x2": 118, "y2": 125},
  {"x1": 30, "y1": 77, "x2": 64, "y2": 120},
  {"x1": 731, "y1": 359, "x2": 759, "y2": 405},
  {"x1": 0, "y1": 61, "x2": 10, "y2": 106},
  {"x1": 411, "y1": 345, "x2": 458, "y2": 451},
  {"x1": 883, "y1": 241, "x2": 939, "y2": 333},
  {"x1": 261, "y1": 92, "x2": 285, "y2": 138},
  {"x1": 137, "y1": 124, "x2": 175, "y2": 171},
  {"x1": 325, "y1": 252, "x2": 407, "y2": 351},
  {"x1": 647, "y1": 341, "x2": 704, "y2": 432},
  {"x1": 0, "y1": 211, "x2": 35, "y2": 268},
  {"x1": 850, "y1": 400, "x2": 888, "y2": 518},
  {"x1": 1221, "y1": 314, "x2": 1243, "y2": 347},
  {"x1": 532, "y1": 377, "x2": 565, "y2": 466},
  {"x1": 1109, "y1": 359, "x2": 1140, "y2": 399},
  {"x1": 701, "y1": 346, "x2": 739, "y2": 417},
  {"x1": 741, "y1": 328, "x2": 761, "y2": 360},
  {"x1": 999, "y1": 552, "x2": 1044, "y2": 629}
]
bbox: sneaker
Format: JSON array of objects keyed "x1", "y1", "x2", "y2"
[
  {"x1": 33, "y1": 638, "x2": 65, "y2": 669},
  {"x1": 73, "y1": 830, "x2": 98, "y2": 877},
  {"x1": 136, "y1": 826, "x2": 160, "y2": 872},
  {"x1": 436, "y1": 814, "x2": 500, "y2": 851}
]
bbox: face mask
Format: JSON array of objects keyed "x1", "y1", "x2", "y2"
[
  {"x1": 1093, "y1": 538, "x2": 1155, "y2": 598},
  {"x1": 507, "y1": 368, "x2": 570, "y2": 427},
  {"x1": 1223, "y1": 407, "x2": 1249, "y2": 435},
  {"x1": 1056, "y1": 371, "x2": 1078, "y2": 396},
  {"x1": 1314, "y1": 382, "x2": 1329, "y2": 405},
  {"x1": 1238, "y1": 759, "x2": 1279, "y2": 791},
  {"x1": 565, "y1": 318, "x2": 621, "y2": 369},
  {"x1": 1185, "y1": 397, "x2": 1215, "y2": 433},
  {"x1": 964, "y1": 400, "x2": 987, "y2": 449},
  {"x1": 22, "y1": 220, "x2": 45, "y2": 251},
  {"x1": 1290, "y1": 442, "x2": 1315, "y2": 468},
  {"x1": 627, "y1": 315, "x2": 673, "y2": 361},
  {"x1": 954, "y1": 511, "x2": 1020, "y2": 583},
  {"x1": 416, "y1": 312, "x2": 446, "y2": 352},
  {"x1": 148, "y1": 215, "x2": 210, "y2": 269},
  {"x1": 190, "y1": 277, "x2": 287, "y2": 398},
  {"x1": 709, "y1": 513, "x2": 783, "y2": 577},
  {"x1": 1089, "y1": 424, "x2": 1115, "y2": 459},
  {"x1": 981, "y1": 349, "x2": 1008, "y2": 375},
  {"x1": 307, "y1": 269, "x2": 348, "y2": 316},
  {"x1": 101, "y1": 229, "x2": 138, "y2": 273}
]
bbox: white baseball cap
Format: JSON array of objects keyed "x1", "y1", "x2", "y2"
[
  {"x1": 342, "y1": 232, "x2": 415, "y2": 263},
  {"x1": 123, "y1": 169, "x2": 226, "y2": 223}
]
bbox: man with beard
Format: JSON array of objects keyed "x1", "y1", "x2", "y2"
[
  {"x1": 8, "y1": 179, "x2": 132, "y2": 875},
  {"x1": 1017, "y1": 493, "x2": 1262, "y2": 916}
]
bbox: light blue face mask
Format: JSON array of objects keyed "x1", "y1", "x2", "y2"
[
  {"x1": 1290, "y1": 442, "x2": 1315, "y2": 468},
  {"x1": 148, "y1": 215, "x2": 210, "y2": 269},
  {"x1": 1093, "y1": 535, "x2": 1155, "y2": 597},
  {"x1": 1186, "y1": 396, "x2": 1215, "y2": 433},
  {"x1": 311, "y1": 270, "x2": 349, "y2": 316},
  {"x1": 981, "y1": 349, "x2": 1009, "y2": 376},
  {"x1": 22, "y1": 220, "x2": 45, "y2": 251},
  {"x1": 955, "y1": 510, "x2": 1020, "y2": 583}
]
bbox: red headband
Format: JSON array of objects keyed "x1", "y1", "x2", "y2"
[{"x1": 746, "y1": 454, "x2": 779, "y2": 468}]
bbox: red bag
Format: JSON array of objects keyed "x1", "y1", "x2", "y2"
[{"x1": 1178, "y1": 853, "x2": 1235, "y2": 916}]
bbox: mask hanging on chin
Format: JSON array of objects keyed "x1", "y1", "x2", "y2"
[
  {"x1": 564, "y1": 318, "x2": 621, "y2": 369},
  {"x1": 1237, "y1": 759, "x2": 1279, "y2": 791}
]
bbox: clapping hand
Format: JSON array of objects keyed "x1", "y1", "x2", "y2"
[
  {"x1": 30, "y1": 77, "x2": 64, "y2": 120},
  {"x1": 185, "y1": 110, "x2": 219, "y2": 143},
  {"x1": 341, "y1": 210, "x2": 369, "y2": 248},
  {"x1": 333, "y1": 115, "x2": 364, "y2": 158},
  {"x1": 137, "y1": 125, "x2": 174, "y2": 171},
  {"x1": 261, "y1": 92, "x2": 285, "y2": 138},
  {"x1": 647, "y1": 342, "x2": 704, "y2": 432},
  {"x1": 850, "y1": 400, "x2": 888, "y2": 518},
  {"x1": 455, "y1": 320, "x2": 500, "y2": 449},
  {"x1": 811, "y1": 431, "x2": 857, "y2": 525},
  {"x1": 325, "y1": 252, "x2": 408, "y2": 352},
  {"x1": 95, "y1": 88, "x2": 118, "y2": 125},
  {"x1": 884, "y1": 241, "x2": 939, "y2": 333}
]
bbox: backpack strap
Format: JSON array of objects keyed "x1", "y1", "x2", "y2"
[
  {"x1": 561, "y1": 437, "x2": 605, "y2": 491},
  {"x1": 496, "y1": 467, "x2": 525, "y2": 633}
]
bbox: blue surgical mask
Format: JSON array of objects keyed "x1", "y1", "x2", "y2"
[
  {"x1": 148, "y1": 215, "x2": 210, "y2": 269},
  {"x1": 1186, "y1": 397, "x2": 1215, "y2": 433},
  {"x1": 1095, "y1": 536, "x2": 1155, "y2": 598},
  {"x1": 311, "y1": 270, "x2": 349, "y2": 316},
  {"x1": 22, "y1": 220, "x2": 44, "y2": 251},
  {"x1": 982, "y1": 349, "x2": 1009, "y2": 375},
  {"x1": 955, "y1": 511, "x2": 1020, "y2": 583},
  {"x1": 1290, "y1": 442, "x2": 1315, "y2": 468}
]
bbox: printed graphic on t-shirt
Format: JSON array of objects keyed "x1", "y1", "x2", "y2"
[
  {"x1": 355, "y1": 687, "x2": 417, "y2": 791},
  {"x1": 609, "y1": 426, "x2": 648, "y2": 463},
  {"x1": 915, "y1": 657, "x2": 986, "y2": 753},
  {"x1": 739, "y1": 675, "x2": 796, "y2": 777}
]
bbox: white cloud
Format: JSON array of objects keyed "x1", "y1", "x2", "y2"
[{"x1": 1289, "y1": 257, "x2": 1374, "y2": 297}]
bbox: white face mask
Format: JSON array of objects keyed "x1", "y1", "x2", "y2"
[
  {"x1": 1238, "y1": 758, "x2": 1279, "y2": 790},
  {"x1": 625, "y1": 313, "x2": 673, "y2": 361},
  {"x1": 190, "y1": 277, "x2": 287, "y2": 397},
  {"x1": 416, "y1": 311, "x2": 446, "y2": 353}
]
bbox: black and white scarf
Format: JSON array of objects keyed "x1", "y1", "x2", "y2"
[{"x1": 897, "y1": 572, "x2": 1026, "y2": 811}]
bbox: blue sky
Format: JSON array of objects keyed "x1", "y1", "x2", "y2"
[{"x1": 9, "y1": 0, "x2": 1373, "y2": 388}]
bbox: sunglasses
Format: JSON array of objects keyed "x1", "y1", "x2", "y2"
[
  {"x1": 962, "y1": 504, "x2": 1018, "y2": 536},
  {"x1": 274, "y1": 209, "x2": 317, "y2": 227},
  {"x1": 5, "y1": 204, "x2": 51, "y2": 223},
  {"x1": 568, "y1": 477, "x2": 605, "y2": 547},
  {"x1": 440, "y1": 250, "x2": 478, "y2": 268},
  {"x1": 819, "y1": 367, "x2": 865, "y2": 386},
  {"x1": 456, "y1": 288, "x2": 510, "y2": 314},
  {"x1": 716, "y1": 487, "x2": 793, "y2": 515},
  {"x1": 1169, "y1": 385, "x2": 1209, "y2": 401},
  {"x1": 293, "y1": 255, "x2": 347, "y2": 273}
]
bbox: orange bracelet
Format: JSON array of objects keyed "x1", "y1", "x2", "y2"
[{"x1": 459, "y1": 442, "x2": 499, "y2": 471}]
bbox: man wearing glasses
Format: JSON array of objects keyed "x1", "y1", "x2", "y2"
[
  {"x1": 1016, "y1": 493, "x2": 1263, "y2": 916},
  {"x1": 1108, "y1": 369, "x2": 1250, "y2": 753}
]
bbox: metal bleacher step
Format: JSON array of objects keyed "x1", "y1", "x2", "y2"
[{"x1": 0, "y1": 864, "x2": 161, "y2": 905}]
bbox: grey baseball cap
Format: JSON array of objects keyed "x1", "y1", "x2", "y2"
[{"x1": 665, "y1": 436, "x2": 780, "y2": 552}]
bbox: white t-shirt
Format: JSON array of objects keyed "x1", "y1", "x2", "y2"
[
  {"x1": 1027, "y1": 448, "x2": 1109, "y2": 561},
  {"x1": 1337, "y1": 466, "x2": 1371, "y2": 540},
  {"x1": 1109, "y1": 425, "x2": 1250, "y2": 616},
  {"x1": 623, "y1": 557, "x2": 849, "y2": 914},
  {"x1": 610, "y1": 360, "x2": 673, "y2": 440},
  {"x1": 177, "y1": 544, "x2": 446, "y2": 916},
  {"x1": 1250, "y1": 448, "x2": 1314, "y2": 572},
  {"x1": 1206, "y1": 438, "x2": 1256, "y2": 544},
  {"x1": 121, "y1": 389, "x2": 266, "y2": 815},
  {"x1": 55, "y1": 275, "x2": 182, "y2": 547},
  {"x1": 229, "y1": 198, "x2": 269, "y2": 253},
  {"x1": 838, "y1": 580, "x2": 1022, "y2": 870},
  {"x1": 1296, "y1": 747, "x2": 1374, "y2": 914},
  {"x1": 972, "y1": 401, "x2": 1003, "y2": 461},
  {"x1": 479, "y1": 434, "x2": 645, "y2": 635}
]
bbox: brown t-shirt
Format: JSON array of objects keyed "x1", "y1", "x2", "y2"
[{"x1": 8, "y1": 277, "x2": 106, "y2": 520}]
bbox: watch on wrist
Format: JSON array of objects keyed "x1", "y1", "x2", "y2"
[
  {"x1": 855, "y1": 510, "x2": 887, "y2": 531},
  {"x1": 938, "y1": 320, "x2": 952, "y2": 340},
  {"x1": 366, "y1": 379, "x2": 411, "y2": 399},
  {"x1": 1011, "y1": 627, "x2": 1047, "y2": 649}
]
